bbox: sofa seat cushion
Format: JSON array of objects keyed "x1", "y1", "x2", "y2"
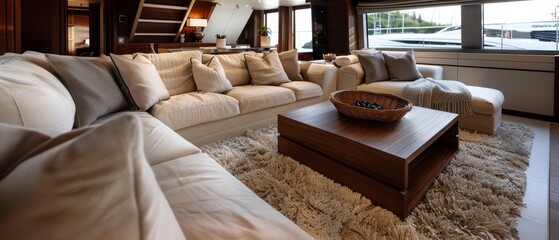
[
  {"x1": 279, "y1": 81, "x2": 323, "y2": 100},
  {"x1": 150, "y1": 92, "x2": 240, "y2": 130},
  {"x1": 0, "y1": 113, "x2": 185, "y2": 240},
  {"x1": 140, "y1": 51, "x2": 202, "y2": 96},
  {"x1": 467, "y1": 86, "x2": 505, "y2": 115},
  {"x1": 0, "y1": 58, "x2": 75, "y2": 136},
  {"x1": 94, "y1": 112, "x2": 201, "y2": 166},
  {"x1": 227, "y1": 85, "x2": 296, "y2": 114},
  {"x1": 153, "y1": 153, "x2": 313, "y2": 240},
  {"x1": 203, "y1": 52, "x2": 256, "y2": 86},
  {"x1": 357, "y1": 81, "x2": 504, "y2": 115}
]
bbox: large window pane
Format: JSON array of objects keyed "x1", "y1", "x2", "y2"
[
  {"x1": 366, "y1": 6, "x2": 461, "y2": 49},
  {"x1": 294, "y1": 8, "x2": 312, "y2": 52},
  {"x1": 484, "y1": 0, "x2": 559, "y2": 51},
  {"x1": 265, "y1": 12, "x2": 279, "y2": 47}
]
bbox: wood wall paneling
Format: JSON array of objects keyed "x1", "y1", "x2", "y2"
[
  {"x1": 1, "y1": 0, "x2": 9, "y2": 54},
  {"x1": 277, "y1": 6, "x2": 289, "y2": 52},
  {"x1": 0, "y1": 0, "x2": 19, "y2": 54}
]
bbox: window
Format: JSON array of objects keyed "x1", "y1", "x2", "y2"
[
  {"x1": 362, "y1": 0, "x2": 559, "y2": 51},
  {"x1": 365, "y1": 6, "x2": 461, "y2": 49},
  {"x1": 294, "y1": 8, "x2": 312, "y2": 52},
  {"x1": 484, "y1": 0, "x2": 559, "y2": 51},
  {"x1": 265, "y1": 11, "x2": 279, "y2": 47}
]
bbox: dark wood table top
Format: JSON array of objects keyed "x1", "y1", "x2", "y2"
[{"x1": 279, "y1": 101, "x2": 458, "y2": 162}]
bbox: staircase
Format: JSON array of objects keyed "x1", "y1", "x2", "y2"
[{"x1": 130, "y1": 0, "x2": 195, "y2": 43}]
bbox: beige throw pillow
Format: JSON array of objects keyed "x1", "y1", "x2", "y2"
[
  {"x1": 278, "y1": 49, "x2": 304, "y2": 81},
  {"x1": 245, "y1": 51, "x2": 290, "y2": 85},
  {"x1": 0, "y1": 113, "x2": 186, "y2": 240},
  {"x1": 110, "y1": 53, "x2": 170, "y2": 111},
  {"x1": 357, "y1": 51, "x2": 389, "y2": 83},
  {"x1": 191, "y1": 57, "x2": 233, "y2": 93},
  {"x1": 383, "y1": 49, "x2": 423, "y2": 81}
]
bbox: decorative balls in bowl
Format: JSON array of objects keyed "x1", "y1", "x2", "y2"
[{"x1": 329, "y1": 90, "x2": 412, "y2": 122}]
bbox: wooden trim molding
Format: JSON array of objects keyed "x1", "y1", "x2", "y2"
[
  {"x1": 550, "y1": 123, "x2": 559, "y2": 240},
  {"x1": 555, "y1": 55, "x2": 559, "y2": 122}
]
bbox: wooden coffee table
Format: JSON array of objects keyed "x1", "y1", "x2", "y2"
[{"x1": 277, "y1": 101, "x2": 459, "y2": 219}]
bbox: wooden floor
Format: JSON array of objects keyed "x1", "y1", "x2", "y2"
[{"x1": 502, "y1": 115, "x2": 551, "y2": 240}]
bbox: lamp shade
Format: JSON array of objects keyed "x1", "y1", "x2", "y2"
[{"x1": 187, "y1": 18, "x2": 207, "y2": 27}]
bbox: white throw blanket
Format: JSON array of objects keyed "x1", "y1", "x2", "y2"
[{"x1": 402, "y1": 78, "x2": 474, "y2": 116}]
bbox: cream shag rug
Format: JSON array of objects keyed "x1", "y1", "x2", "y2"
[{"x1": 201, "y1": 122, "x2": 534, "y2": 239}]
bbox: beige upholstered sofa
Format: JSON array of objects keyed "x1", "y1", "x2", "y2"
[
  {"x1": 335, "y1": 51, "x2": 504, "y2": 135},
  {"x1": 0, "y1": 50, "x2": 333, "y2": 239}
]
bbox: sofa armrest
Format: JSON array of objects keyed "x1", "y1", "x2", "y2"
[
  {"x1": 304, "y1": 63, "x2": 337, "y2": 100},
  {"x1": 337, "y1": 63, "x2": 364, "y2": 90},
  {"x1": 417, "y1": 64, "x2": 443, "y2": 80}
]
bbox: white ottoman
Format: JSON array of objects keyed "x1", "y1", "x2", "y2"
[{"x1": 356, "y1": 82, "x2": 505, "y2": 135}]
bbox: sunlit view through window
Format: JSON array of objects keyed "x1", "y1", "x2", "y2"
[
  {"x1": 365, "y1": 0, "x2": 559, "y2": 51},
  {"x1": 366, "y1": 6, "x2": 462, "y2": 49},
  {"x1": 484, "y1": 0, "x2": 559, "y2": 50},
  {"x1": 265, "y1": 12, "x2": 279, "y2": 47},
  {"x1": 294, "y1": 8, "x2": 312, "y2": 52}
]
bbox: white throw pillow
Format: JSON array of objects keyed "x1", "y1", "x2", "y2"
[
  {"x1": 0, "y1": 58, "x2": 75, "y2": 136},
  {"x1": 191, "y1": 57, "x2": 233, "y2": 93},
  {"x1": 245, "y1": 51, "x2": 290, "y2": 85},
  {"x1": 110, "y1": 53, "x2": 170, "y2": 111},
  {"x1": 333, "y1": 54, "x2": 359, "y2": 67},
  {"x1": 0, "y1": 113, "x2": 186, "y2": 240}
]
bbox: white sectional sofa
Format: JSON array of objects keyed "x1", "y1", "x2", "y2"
[
  {"x1": 0, "y1": 49, "x2": 335, "y2": 239},
  {"x1": 335, "y1": 51, "x2": 504, "y2": 135}
]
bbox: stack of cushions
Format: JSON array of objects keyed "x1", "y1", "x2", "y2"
[
  {"x1": 334, "y1": 48, "x2": 424, "y2": 82},
  {"x1": 0, "y1": 114, "x2": 186, "y2": 239}
]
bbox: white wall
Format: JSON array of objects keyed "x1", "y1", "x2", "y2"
[{"x1": 413, "y1": 51, "x2": 555, "y2": 117}]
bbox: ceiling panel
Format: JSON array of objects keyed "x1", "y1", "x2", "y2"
[{"x1": 198, "y1": 0, "x2": 308, "y2": 10}]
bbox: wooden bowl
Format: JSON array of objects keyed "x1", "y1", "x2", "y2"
[{"x1": 330, "y1": 90, "x2": 412, "y2": 122}]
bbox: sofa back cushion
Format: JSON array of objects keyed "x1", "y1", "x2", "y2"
[
  {"x1": 46, "y1": 54, "x2": 129, "y2": 128},
  {"x1": 0, "y1": 58, "x2": 75, "y2": 135},
  {"x1": 20, "y1": 51, "x2": 56, "y2": 74},
  {"x1": 202, "y1": 52, "x2": 256, "y2": 86},
  {"x1": 0, "y1": 113, "x2": 186, "y2": 240},
  {"x1": 140, "y1": 51, "x2": 202, "y2": 95}
]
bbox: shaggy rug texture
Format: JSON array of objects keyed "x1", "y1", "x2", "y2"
[{"x1": 201, "y1": 122, "x2": 534, "y2": 239}]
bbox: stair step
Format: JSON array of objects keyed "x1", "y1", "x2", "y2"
[{"x1": 143, "y1": 3, "x2": 188, "y2": 10}]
